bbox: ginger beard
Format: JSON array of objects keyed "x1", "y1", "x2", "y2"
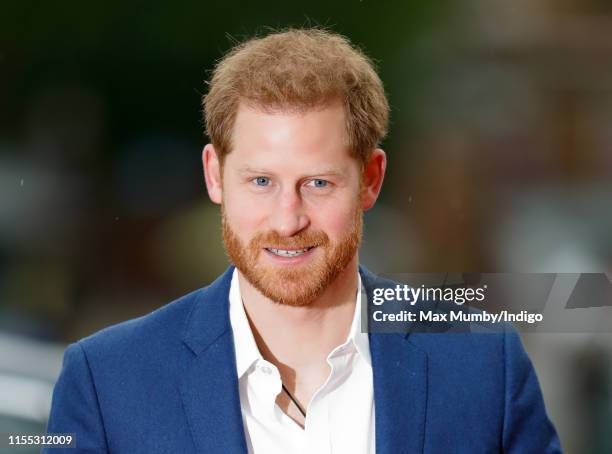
[{"x1": 222, "y1": 204, "x2": 363, "y2": 307}]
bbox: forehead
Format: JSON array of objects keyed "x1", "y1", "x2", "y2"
[{"x1": 227, "y1": 102, "x2": 352, "y2": 170}]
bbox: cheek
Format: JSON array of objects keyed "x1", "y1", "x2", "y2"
[
  {"x1": 310, "y1": 199, "x2": 360, "y2": 237},
  {"x1": 223, "y1": 193, "x2": 267, "y2": 235}
]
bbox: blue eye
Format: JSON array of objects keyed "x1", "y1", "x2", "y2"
[
  {"x1": 254, "y1": 177, "x2": 270, "y2": 186},
  {"x1": 310, "y1": 179, "x2": 328, "y2": 188}
]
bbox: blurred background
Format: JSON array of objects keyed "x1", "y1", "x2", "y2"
[{"x1": 1, "y1": 0, "x2": 611, "y2": 452}]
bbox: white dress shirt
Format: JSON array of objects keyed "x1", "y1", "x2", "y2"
[{"x1": 228, "y1": 269, "x2": 375, "y2": 454}]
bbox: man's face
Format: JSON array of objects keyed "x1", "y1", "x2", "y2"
[{"x1": 217, "y1": 102, "x2": 364, "y2": 306}]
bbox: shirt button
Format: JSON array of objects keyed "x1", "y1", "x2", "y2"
[{"x1": 260, "y1": 365, "x2": 273, "y2": 375}]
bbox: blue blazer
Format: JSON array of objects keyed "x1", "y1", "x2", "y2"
[{"x1": 45, "y1": 266, "x2": 562, "y2": 453}]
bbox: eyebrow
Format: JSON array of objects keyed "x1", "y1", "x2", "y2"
[{"x1": 236, "y1": 166, "x2": 346, "y2": 177}]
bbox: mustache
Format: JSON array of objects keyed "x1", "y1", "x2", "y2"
[{"x1": 249, "y1": 229, "x2": 330, "y2": 249}]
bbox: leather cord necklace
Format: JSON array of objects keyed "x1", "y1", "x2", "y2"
[
  {"x1": 281, "y1": 383, "x2": 307, "y2": 418},
  {"x1": 240, "y1": 298, "x2": 306, "y2": 418}
]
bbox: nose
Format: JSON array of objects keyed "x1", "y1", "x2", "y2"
[{"x1": 269, "y1": 186, "x2": 310, "y2": 237}]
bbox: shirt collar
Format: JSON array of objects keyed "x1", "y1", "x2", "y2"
[
  {"x1": 351, "y1": 276, "x2": 372, "y2": 367},
  {"x1": 228, "y1": 269, "x2": 262, "y2": 378},
  {"x1": 228, "y1": 268, "x2": 371, "y2": 379}
]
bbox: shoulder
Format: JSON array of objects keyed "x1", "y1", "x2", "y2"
[
  {"x1": 74, "y1": 286, "x2": 207, "y2": 364},
  {"x1": 70, "y1": 266, "x2": 235, "y2": 371},
  {"x1": 74, "y1": 266, "x2": 235, "y2": 358}
]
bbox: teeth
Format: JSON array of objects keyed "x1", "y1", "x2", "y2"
[{"x1": 268, "y1": 247, "x2": 310, "y2": 257}]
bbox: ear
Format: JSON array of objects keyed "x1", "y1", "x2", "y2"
[
  {"x1": 202, "y1": 144, "x2": 222, "y2": 204},
  {"x1": 361, "y1": 148, "x2": 386, "y2": 211}
]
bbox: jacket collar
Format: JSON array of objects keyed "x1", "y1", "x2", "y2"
[
  {"x1": 181, "y1": 266, "x2": 235, "y2": 356},
  {"x1": 180, "y1": 265, "x2": 428, "y2": 454},
  {"x1": 182, "y1": 265, "x2": 376, "y2": 355}
]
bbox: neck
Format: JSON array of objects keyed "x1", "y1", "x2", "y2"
[{"x1": 237, "y1": 255, "x2": 359, "y2": 378}]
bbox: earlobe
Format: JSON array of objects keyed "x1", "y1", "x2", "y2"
[
  {"x1": 202, "y1": 144, "x2": 222, "y2": 204},
  {"x1": 361, "y1": 148, "x2": 386, "y2": 211}
]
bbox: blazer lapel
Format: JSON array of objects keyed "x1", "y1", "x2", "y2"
[
  {"x1": 179, "y1": 266, "x2": 248, "y2": 454},
  {"x1": 178, "y1": 265, "x2": 428, "y2": 454},
  {"x1": 369, "y1": 333, "x2": 428, "y2": 454},
  {"x1": 360, "y1": 266, "x2": 429, "y2": 454}
]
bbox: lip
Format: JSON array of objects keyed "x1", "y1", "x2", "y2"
[{"x1": 262, "y1": 246, "x2": 317, "y2": 265}]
